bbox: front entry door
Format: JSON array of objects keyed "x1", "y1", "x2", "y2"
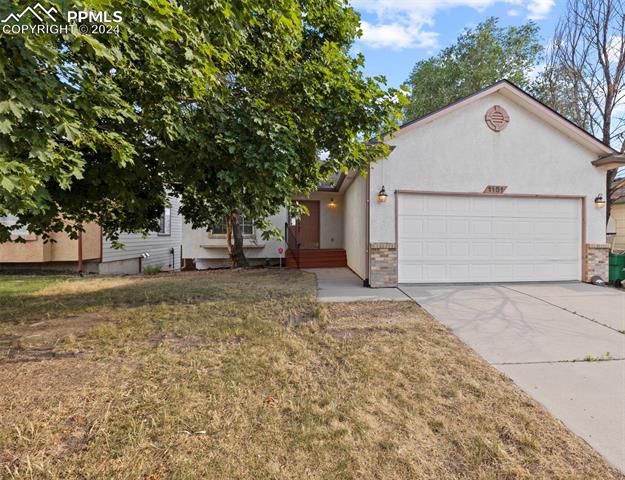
[{"x1": 290, "y1": 200, "x2": 320, "y2": 249}]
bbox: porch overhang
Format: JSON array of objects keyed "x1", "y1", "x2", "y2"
[{"x1": 592, "y1": 154, "x2": 625, "y2": 170}]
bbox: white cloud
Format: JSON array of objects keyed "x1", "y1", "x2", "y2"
[
  {"x1": 528, "y1": 62, "x2": 545, "y2": 79},
  {"x1": 353, "y1": 0, "x2": 556, "y2": 50},
  {"x1": 526, "y1": 0, "x2": 555, "y2": 19},
  {"x1": 607, "y1": 35, "x2": 624, "y2": 64},
  {"x1": 360, "y1": 21, "x2": 439, "y2": 49}
]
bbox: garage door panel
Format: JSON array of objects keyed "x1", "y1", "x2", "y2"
[
  {"x1": 449, "y1": 265, "x2": 470, "y2": 280},
  {"x1": 449, "y1": 241, "x2": 469, "y2": 257},
  {"x1": 425, "y1": 196, "x2": 447, "y2": 213},
  {"x1": 493, "y1": 242, "x2": 514, "y2": 257},
  {"x1": 426, "y1": 242, "x2": 446, "y2": 256},
  {"x1": 400, "y1": 217, "x2": 424, "y2": 235},
  {"x1": 424, "y1": 264, "x2": 447, "y2": 280},
  {"x1": 448, "y1": 219, "x2": 470, "y2": 234},
  {"x1": 534, "y1": 242, "x2": 556, "y2": 257},
  {"x1": 492, "y1": 220, "x2": 515, "y2": 234},
  {"x1": 470, "y1": 242, "x2": 492, "y2": 257},
  {"x1": 447, "y1": 196, "x2": 472, "y2": 214},
  {"x1": 470, "y1": 220, "x2": 491, "y2": 234},
  {"x1": 398, "y1": 240, "x2": 423, "y2": 259},
  {"x1": 427, "y1": 218, "x2": 447, "y2": 234},
  {"x1": 398, "y1": 194, "x2": 582, "y2": 283},
  {"x1": 398, "y1": 263, "x2": 423, "y2": 282}
]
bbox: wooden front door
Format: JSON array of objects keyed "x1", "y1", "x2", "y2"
[{"x1": 290, "y1": 200, "x2": 320, "y2": 249}]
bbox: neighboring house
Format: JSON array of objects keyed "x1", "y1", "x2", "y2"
[
  {"x1": 184, "y1": 80, "x2": 624, "y2": 286},
  {"x1": 0, "y1": 197, "x2": 183, "y2": 274},
  {"x1": 610, "y1": 177, "x2": 625, "y2": 251}
]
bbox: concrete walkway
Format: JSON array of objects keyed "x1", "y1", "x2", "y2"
[
  {"x1": 401, "y1": 283, "x2": 625, "y2": 472},
  {"x1": 305, "y1": 268, "x2": 409, "y2": 302}
]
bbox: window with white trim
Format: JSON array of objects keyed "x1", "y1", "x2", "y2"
[
  {"x1": 211, "y1": 217, "x2": 254, "y2": 236},
  {"x1": 158, "y1": 207, "x2": 171, "y2": 235}
]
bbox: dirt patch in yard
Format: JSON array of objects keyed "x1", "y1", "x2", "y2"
[{"x1": 0, "y1": 312, "x2": 107, "y2": 362}]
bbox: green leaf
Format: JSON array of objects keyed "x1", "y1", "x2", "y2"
[
  {"x1": 1, "y1": 176, "x2": 15, "y2": 192},
  {"x1": 57, "y1": 123, "x2": 81, "y2": 143},
  {"x1": 0, "y1": 119, "x2": 12, "y2": 134}
]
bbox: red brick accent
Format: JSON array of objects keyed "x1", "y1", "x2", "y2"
[
  {"x1": 369, "y1": 243, "x2": 397, "y2": 287},
  {"x1": 585, "y1": 244, "x2": 609, "y2": 282}
]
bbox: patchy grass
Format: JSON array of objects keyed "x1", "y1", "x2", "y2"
[
  {"x1": 0, "y1": 270, "x2": 622, "y2": 479},
  {"x1": 0, "y1": 275, "x2": 79, "y2": 299}
]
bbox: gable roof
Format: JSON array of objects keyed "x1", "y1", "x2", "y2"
[{"x1": 393, "y1": 80, "x2": 616, "y2": 157}]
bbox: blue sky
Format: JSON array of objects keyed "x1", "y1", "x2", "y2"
[{"x1": 352, "y1": 0, "x2": 565, "y2": 88}]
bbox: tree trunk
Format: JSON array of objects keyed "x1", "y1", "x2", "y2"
[
  {"x1": 607, "y1": 169, "x2": 617, "y2": 223},
  {"x1": 226, "y1": 212, "x2": 249, "y2": 268}
]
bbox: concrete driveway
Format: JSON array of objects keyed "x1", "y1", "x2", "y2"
[{"x1": 401, "y1": 282, "x2": 625, "y2": 472}]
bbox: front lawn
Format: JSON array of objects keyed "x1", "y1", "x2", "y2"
[{"x1": 0, "y1": 270, "x2": 621, "y2": 479}]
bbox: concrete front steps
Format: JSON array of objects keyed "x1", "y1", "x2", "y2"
[{"x1": 285, "y1": 248, "x2": 347, "y2": 268}]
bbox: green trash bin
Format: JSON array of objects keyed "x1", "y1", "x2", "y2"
[{"x1": 609, "y1": 253, "x2": 625, "y2": 283}]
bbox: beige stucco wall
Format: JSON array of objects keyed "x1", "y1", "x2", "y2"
[
  {"x1": 0, "y1": 222, "x2": 101, "y2": 263},
  {"x1": 343, "y1": 176, "x2": 367, "y2": 278},
  {"x1": 49, "y1": 223, "x2": 101, "y2": 261},
  {"x1": 369, "y1": 90, "x2": 607, "y2": 246},
  {"x1": 613, "y1": 204, "x2": 625, "y2": 250},
  {"x1": 0, "y1": 235, "x2": 48, "y2": 263},
  {"x1": 293, "y1": 191, "x2": 344, "y2": 249}
]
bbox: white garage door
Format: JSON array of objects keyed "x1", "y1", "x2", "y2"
[{"x1": 398, "y1": 194, "x2": 582, "y2": 283}]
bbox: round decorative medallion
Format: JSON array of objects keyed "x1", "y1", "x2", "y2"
[{"x1": 485, "y1": 105, "x2": 510, "y2": 132}]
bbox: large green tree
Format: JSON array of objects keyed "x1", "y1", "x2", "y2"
[
  {"x1": 404, "y1": 17, "x2": 543, "y2": 120},
  {"x1": 0, "y1": 1, "x2": 402, "y2": 267},
  {"x1": 0, "y1": 0, "x2": 238, "y2": 243},
  {"x1": 167, "y1": 1, "x2": 403, "y2": 266}
]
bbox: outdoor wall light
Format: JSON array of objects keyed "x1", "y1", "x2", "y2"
[
  {"x1": 594, "y1": 194, "x2": 606, "y2": 208},
  {"x1": 328, "y1": 198, "x2": 337, "y2": 208},
  {"x1": 377, "y1": 186, "x2": 388, "y2": 203}
]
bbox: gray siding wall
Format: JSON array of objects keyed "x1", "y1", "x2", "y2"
[{"x1": 102, "y1": 196, "x2": 183, "y2": 271}]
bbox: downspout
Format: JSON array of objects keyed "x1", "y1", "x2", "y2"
[
  {"x1": 99, "y1": 226, "x2": 103, "y2": 263},
  {"x1": 77, "y1": 228, "x2": 83, "y2": 275}
]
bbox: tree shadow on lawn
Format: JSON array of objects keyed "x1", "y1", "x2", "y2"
[{"x1": 0, "y1": 269, "x2": 316, "y2": 325}]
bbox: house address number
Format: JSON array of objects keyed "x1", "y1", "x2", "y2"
[{"x1": 483, "y1": 185, "x2": 508, "y2": 194}]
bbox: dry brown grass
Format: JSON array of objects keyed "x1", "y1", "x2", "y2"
[{"x1": 0, "y1": 270, "x2": 622, "y2": 479}]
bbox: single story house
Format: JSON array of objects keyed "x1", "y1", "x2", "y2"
[
  {"x1": 611, "y1": 177, "x2": 625, "y2": 251},
  {"x1": 0, "y1": 197, "x2": 183, "y2": 274},
  {"x1": 185, "y1": 80, "x2": 624, "y2": 286}
]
